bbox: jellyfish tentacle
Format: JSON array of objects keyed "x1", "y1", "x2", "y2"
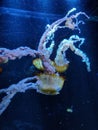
[
  {"x1": 55, "y1": 35, "x2": 91, "y2": 72},
  {"x1": 0, "y1": 47, "x2": 55, "y2": 74},
  {"x1": 38, "y1": 8, "x2": 89, "y2": 59},
  {"x1": 0, "y1": 77, "x2": 39, "y2": 115},
  {"x1": 69, "y1": 35, "x2": 85, "y2": 48},
  {"x1": 38, "y1": 8, "x2": 77, "y2": 52}
]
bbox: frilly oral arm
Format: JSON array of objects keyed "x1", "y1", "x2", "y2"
[
  {"x1": 0, "y1": 47, "x2": 55, "y2": 74},
  {"x1": 38, "y1": 8, "x2": 89, "y2": 57},
  {"x1": 0, "y1": 77, "x2": 38, "y2": 115},
  {"x1": 55, "y1": 35, "x2": 91, "y2": 71},
  {"x1": 0, "y1": 47, "x2": 37, "y2": 63},
  {"x1": 38, "y1": 8, "x2": 77, "y2": 52}
]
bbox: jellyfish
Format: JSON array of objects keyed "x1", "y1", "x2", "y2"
[{"x1": 0, "y1": 8, "x2": 91, "y2": 115}]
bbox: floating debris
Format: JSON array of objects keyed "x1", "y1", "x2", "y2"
[{"x1": 66, "y1": 106, "x2": 73, "y2": 113}]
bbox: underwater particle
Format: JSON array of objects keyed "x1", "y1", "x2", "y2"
[
  {"x1": 58, "y1": 121, "x2": 62, "y2": 125},
  {"x1": 66, "y1": 107, "x2": 73, "y2": 113},
  {"x1": 80, "y1": 123, "x2": 84, "y2": 127}
]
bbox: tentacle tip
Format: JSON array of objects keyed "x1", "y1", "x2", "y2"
[
  {"x1": 69, "y1": 8, "x2": 77, "y2": 13},
  {"x1": 72, "y1": 8, "x2": 76, "y2": 11}
]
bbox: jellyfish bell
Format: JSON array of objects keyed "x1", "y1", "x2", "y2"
[
  {"x1": 51, "y1": 61, "x2": 69, "y2": 73},
  {"x1": 33, "y1": 58, "x2": 44, "y2": 71},
  {"x1": 32, "y1": 58, "x2": 67, "y2": 95},
  {"x1": 36, "y1": 73, "x2": 65, "y2": 95},
  {"x1": 33, "y1": 58, "x2": 69, "y2": 73}
]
